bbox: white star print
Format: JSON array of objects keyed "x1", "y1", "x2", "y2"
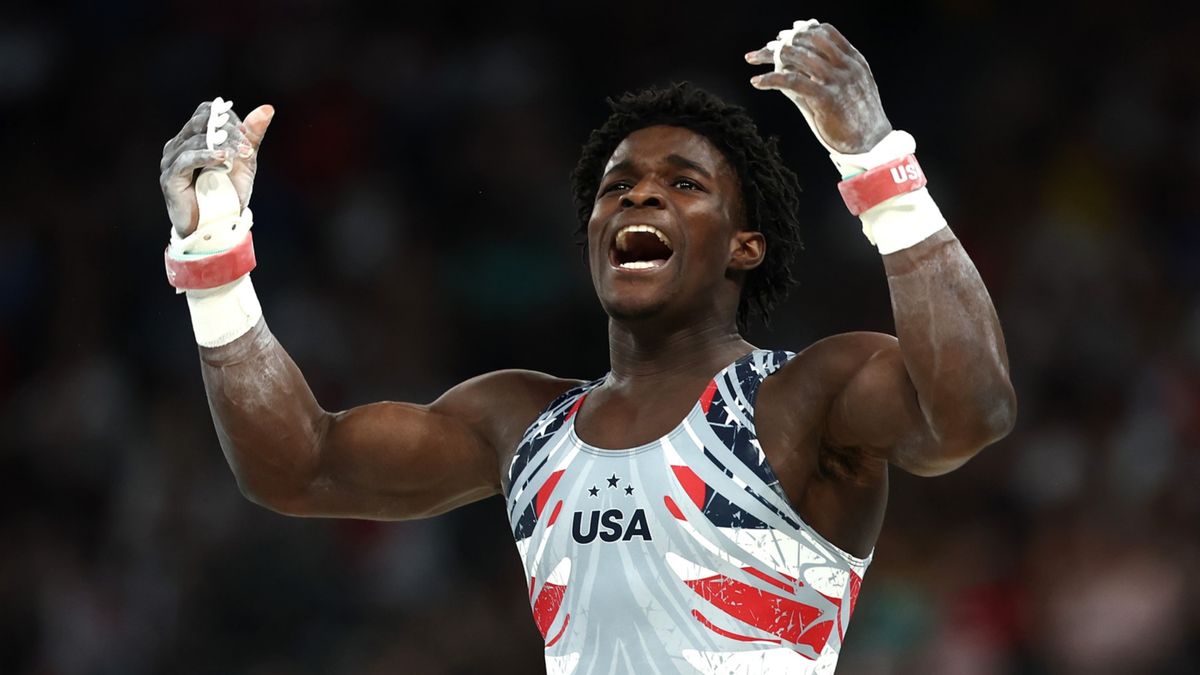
[
  {"x1": 750, "y1": 439, "x2": 766, "y2": 464},
  {"x1": 721, "y1": 397, "x2": 748, "y2": 426},
  {"x1": 722, "y1": 404, "x2": 739, "y2": 426},
  {"x1": 750, "y1": 360, "x2": 767, "y2": 378}
]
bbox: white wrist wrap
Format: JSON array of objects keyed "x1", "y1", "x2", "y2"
[
  {"x1": 185, "y1": 275, "x2": 262, "y2": 348},
  {"x1": 857, "y1": 188, "x2": 947, "y2": 255},
  {"x1": 832, "y1": 130, "x2": 947, "y2": 255}
]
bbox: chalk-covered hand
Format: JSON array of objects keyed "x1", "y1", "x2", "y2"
[
  {"x1": 746, "y1": 22, "x2": 891, "y2": 155},
  {"x1": 159, "y1": 101, "x2": 274, "y2": 237}
]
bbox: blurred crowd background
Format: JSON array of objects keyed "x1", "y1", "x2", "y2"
[{"x1": 3, "y1": 0, "x2": 1199, "y2": 673}]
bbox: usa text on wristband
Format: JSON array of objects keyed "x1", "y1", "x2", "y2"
[{"x1": 838, "y1": 154, "x2": 927, "y2": 216}]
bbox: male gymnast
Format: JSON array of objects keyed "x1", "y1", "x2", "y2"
[{"x1": 158, "y1": 19, "x2": 1015, "y2": 674}]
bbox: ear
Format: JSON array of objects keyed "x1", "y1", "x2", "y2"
[{"x1": 728, "y1": 230, "x2": 766, "y2": 271}]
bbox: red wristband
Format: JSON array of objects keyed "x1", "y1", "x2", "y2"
[
  {"x1": 165, "y1": 232, "x2": 256, "y2": 290},
  {"x1": 837, "y1": 154, "x2": 927, "y2": 216}
]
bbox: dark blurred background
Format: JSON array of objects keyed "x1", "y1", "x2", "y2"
[{"x1": 3, "y1": 0, "x2": 1200, "y2": 673}]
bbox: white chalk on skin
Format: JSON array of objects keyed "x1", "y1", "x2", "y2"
[
  {"x1": 764, "y1": 24, "x2": 949, "y2": 253},
  {"x1": 765, "y1": 20, "x2": 904, "y2": 175},
  {"x1": 171, "y1": 97, "x2": 263, "y2": 346},
  {"x1": 766, "y1": 19, "x2": 834, "y2": 152}
]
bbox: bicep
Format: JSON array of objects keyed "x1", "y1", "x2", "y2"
[
  {"x1": 304, "y1": 400, "x2": 501, "y2": 520},
  {"x1": 818, "y1": 334, "x2": 945, "y2": 475},
  {"x1": 284, "y1": 369, "x2": 573, "y2": 520}
]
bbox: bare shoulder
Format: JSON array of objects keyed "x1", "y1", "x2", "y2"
[
  {"x1": 429, "y1": 369, "x2": 584, "y2": 465},
  {"x1": 763, "y1": 331, "x2": 910, "y2": 462},
  {"x1": 757, "y1": 331, "x2": 899, "y2": 457},
  {"x1": 765, "y1": 331, "x2": 899, "y2": 401}
]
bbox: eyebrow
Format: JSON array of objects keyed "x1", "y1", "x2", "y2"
[
  {"x1": 665, "y1": 154, "x2": 713, "y2": 179},
  {"x1": 601, "y1": 154, "x2": 714, "y2": 180}
]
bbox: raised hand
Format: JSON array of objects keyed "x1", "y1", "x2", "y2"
[
  {"x1": 159, "y1": 100, "x2": 274, "y2": 237},
  {"x1": 746, "y1": 22, "x2": 891, "y2": 155}
]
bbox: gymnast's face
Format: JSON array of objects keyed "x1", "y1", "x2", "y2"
[{"x1": 586, "y1": 125, "x2": 762, "y2": 326}]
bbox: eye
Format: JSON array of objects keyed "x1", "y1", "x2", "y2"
[
  {"x1": 673, "y1": 178, "x2": 703, "y2": 191},
  {"x1": 601, "y1": 181, "x2": 632, "y2": 196}
]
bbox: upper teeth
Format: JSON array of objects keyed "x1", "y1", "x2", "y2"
[{"x1": 616, "y1": 225, "x2": 672, "y2": 251}]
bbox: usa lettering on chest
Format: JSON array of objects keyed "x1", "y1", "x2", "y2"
[{"x1": 571, "y1": 508, "x2": 653, "y2": 543}]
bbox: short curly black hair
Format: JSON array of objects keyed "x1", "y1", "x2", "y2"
[{"x1": 570, "y1": 82, "x2": 803, "y2": 327}]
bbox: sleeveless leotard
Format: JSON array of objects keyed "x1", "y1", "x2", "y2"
[{"x1": 505, "y1": 350, "x2": 871, "y2": 674}]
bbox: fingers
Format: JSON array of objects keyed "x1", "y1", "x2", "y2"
[
  {"x1": 158, "y1": 100, "x2": 271, "y2": 218},
  {"x1": 821, "y1": 24, "x2": 866, "y2": 64},
  {"x1": 780, "y1": 43, "x2": 835, "y2": 84},
  {"x1": 744, "y1": 22, "x2": 861, "y2": 72},
  {"x1": 818, "y1": 24, "x2": 872, "y2": 75},
  {"x1": 744, "y1": 47, "x2": 774, "y2": 65},
  {"x1": 746, "y1": 22, "x2": 873, "y2": 93},
  {"x1": 160, "y1": 122, "x2": 250, "y2": 171},
  {"x1": 162, "y1": 101, "x2": 217, "y2": 153},
  {"x1": 162, "y1": 100, "x2": 257, "y2": 159},
  {"x1": 164, "y1": 149, "x2": 229, "y2": 183},
  {"x1": 159, "y1": 148, "x2": 229, "y2": 228},
  {"x1": 745, "y1": 43, "x2": 834, "y2": 90},
  {"x1": 240, "y1": 105, "x2": 275, "y2": 151},
  {"x1": 185, "y1": 101, "x2": 213, "y2": 134},
  {"x1": 750, "y1": 71, "x2": 824, "y2": 98},
  {"x1": 161, "y1": 135, "x2": 214, "y2": 172},
  {"x1": 158, "y1": 100, "x2": 264, "y2": 236},
  {"x1": 794, "y1": 31, "x2": 844, "y2": 66}
]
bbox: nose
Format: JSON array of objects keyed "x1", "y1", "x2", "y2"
[{"x1": 620, "y1": 177, "x2": 664, "y2": 209}]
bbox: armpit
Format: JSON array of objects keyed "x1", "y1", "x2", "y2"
[{"x1": 818, "y1": 441, "x2": 870, "y2": 483}]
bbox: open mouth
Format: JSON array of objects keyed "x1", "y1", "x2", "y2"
[{"x1": 611, "y1": 225, "x2": 673, "y2": 270}]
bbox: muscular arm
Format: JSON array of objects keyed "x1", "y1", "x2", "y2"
[
  {"x1": 758, "y1": 229, "x2": 1011, "y2": 557},
  {"x1": 750, "y1": 24, "x2": 1015, "y2": 477},
  {"x1": 826, "y1": 228, "x2": 1015, "y2": 475},
  {"x1": 200, "y1": 319, "x2": 574, "y2": 519},
  {"x1": 161, "y1": 101, "x2": 576, "y2": 520}
]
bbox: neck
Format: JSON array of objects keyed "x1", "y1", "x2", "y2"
[{"x1": 606, "y1": 313, "x2": 753, "y2": 390}]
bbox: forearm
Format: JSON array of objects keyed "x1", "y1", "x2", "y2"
[
  {"x1": 198, "y1": 317, "x2": 331, "y2": 509},
  {"x1": 882, "y1": 228, "x2": 1016, "y2": 465}
]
